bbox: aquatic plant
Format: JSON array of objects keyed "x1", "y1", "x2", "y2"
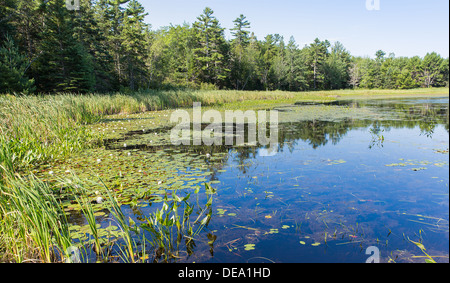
[
  {"x1": 0, "y1": 172, "x2": 72, "y2": 262},
  {"x1": 140, "y1": 185, "x2": 213, "y2": 262}
]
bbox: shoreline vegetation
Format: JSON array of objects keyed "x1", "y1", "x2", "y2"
[{"x1": 0, "y1": 88, "x2": 449, "y2": 262}]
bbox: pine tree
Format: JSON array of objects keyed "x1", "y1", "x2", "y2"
[
  {"x1": 230, "y1": 14, "x2": 252, "y2": 90},
  {"x1": 421, "y1": 52, "x2": 444, "y2": 88},
  {"x1": 192, "y1": 7, "x2": 229, "y2": 87},
  {"x1": 285, "y1": 36, "x2": 308, "y2": 91},
  {"x1": 5, "y1": 0, "x2": 47, "y2": 87},
  {"x1": 0, "y1": 0, "x2": 16, "y2": 42},
  {"x1": 231, "y1": 14, "x2": 251, "y2": 47},
  {"x1": 323, "y1": 42, "x2": 351, "y2": 90},
  {"x1": 34, "y1": 0, "x2": 94, "y2": 93},
  {"x1": 121, "y1": 0, "x2": 149, "y2": 90},
  {"x1": 1, "y1": 1, "x2": 446, "y2": 93},
  {"x1": 259, "y1": 34, "x2": 279, "y2": 90},
  {"x1": 396, "y1": 68, "x2": 417, "y2": 89},
  {"x1": 304, "y1": 38, "x2": 330, "y2": 90},
  {"x1": 102, "y1": 0, "x2": 130, "y2": 86},
  {"x1": 439, "y1": 58, "x2": 449, "y2": 87},
  {"x1": 0, "y1": 35, "x2": 35, "y2": 93},
  {"x1": 73, "y1": 0, "x2": 116, "y2": 92}
]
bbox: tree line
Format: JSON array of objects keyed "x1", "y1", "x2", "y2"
[{"x1": 0, "y1": 0, "x2": 448, "y2": 94}]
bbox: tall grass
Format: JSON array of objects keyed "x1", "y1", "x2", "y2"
[
  {"x1": 0, "y1": 171, "x2": 73, "y2": 262},
  {"x1": 0, "y1": 171, "x2": 142, "y2": 263},
  {"x1": 0, "y1": 94, "x2": 101, "y2": 175}
]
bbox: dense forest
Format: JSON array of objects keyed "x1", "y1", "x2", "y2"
[{"x1": 0, "y1": 0, "x2": 449, "y2": 94}]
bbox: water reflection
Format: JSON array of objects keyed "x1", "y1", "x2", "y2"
[{"x1": 105, "y1": 97, "x2": 448, "y2": 154}]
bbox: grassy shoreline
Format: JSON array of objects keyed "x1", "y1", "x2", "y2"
[{"x1": 0, "y1": 88, "x2": 448, "y2": 262}]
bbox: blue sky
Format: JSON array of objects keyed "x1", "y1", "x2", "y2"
[{"x1": 140, "y1": 0, "x2": 449, "y2": 58}]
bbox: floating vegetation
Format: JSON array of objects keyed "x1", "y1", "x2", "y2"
[
  {"x1": 244, "y1": 244, "x2": 256, "y2": 251},
  {"x1": 326, "y1": 159, "x2": 347, "y2": 165},
  {"x1": 385, "y1": 159, "x2": 448, "y2": 169},
  {"x1": 411, "y1": 167, "x2": 427, "y2": 171},
  {"x1": 217, "y1": 209, "x2": 227, "y2": 216},
  {"x1": 434, "y1": 148, "x2": 449, "y2": 154}
]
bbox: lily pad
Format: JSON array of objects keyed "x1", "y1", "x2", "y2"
[
  {"x1": 244, "y1": 244, "x2": 256, "y2": 251},
  {"x1": 217, "y1": 208, "x2": 227, "y2": 215}
]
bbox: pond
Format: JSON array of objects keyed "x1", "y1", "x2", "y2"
[{"x1": 39, "y1": 96, "x2": 449, "y2": 263}]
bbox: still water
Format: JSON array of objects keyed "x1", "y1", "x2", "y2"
[{"x1": 56, "y1": 97, "x2": 450, "y2": 263}]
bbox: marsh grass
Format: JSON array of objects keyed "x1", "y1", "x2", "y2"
[
  {"x1": 0, "y1": 171, "x2": 72, "y2": 262},
  {"x1": 0, "y1": 94, "x2": 102, "y2": 176},
  {"x1": 0, "y1": 171, "x2": 147, "y2": 263}
]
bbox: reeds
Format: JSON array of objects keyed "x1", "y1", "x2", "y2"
[
  {"x1": 0, "y1": 172, "x2": 72, "y2": 262},
  {"x1": 0, "y1": 172, "x2": 140, "y2": 263},
  {"x1": 0, "y1": 94, "x2": 102, "y2": 176}
]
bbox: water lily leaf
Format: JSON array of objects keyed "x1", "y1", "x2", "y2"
[
  {"x1": 68, "y1": 225, "x2": 81, "y2": 231},
  {"x1": 217, "y1": 209, "x2": 227, "y2": 215},
  {"x1": 244, "y1": 244, "x2": 256, "y2": 251},
  {"x1": 105, "y1": 225, "x2": 118, "y2": 231}
]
